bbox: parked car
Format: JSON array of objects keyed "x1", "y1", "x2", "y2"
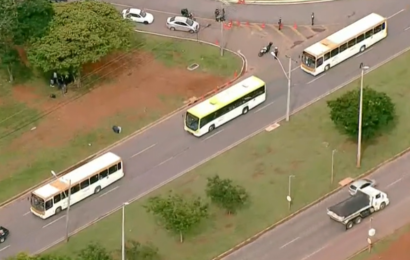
[
  {"x1": 166, "y1": 16, "x2": 199, "y2": 33},
  {"x1": 349, "y1": 179, "x2": 376, "y2": 195},
  {"x1": 0, "y1": 226, "x2": 9, "y2": 243},
  {"x1": 122, "y1": 8, "x2": 154, "y2": 24}
]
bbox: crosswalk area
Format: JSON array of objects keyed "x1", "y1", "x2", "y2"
[{"x1": 223, "y1": 22, "x2": 334, "y2": 50}]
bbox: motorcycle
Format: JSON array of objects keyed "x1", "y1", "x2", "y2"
[
  {"x1": 181, "y1": 8, "x2": 195, "y2": 21},
  {"x1": 258, "y1": 43, "x2": 273, "y2": 57}
]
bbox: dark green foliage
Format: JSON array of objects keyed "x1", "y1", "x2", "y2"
[
  {"x1": 327, "y1": 87, "x2": 395, "y2": 141},
  {"x1": 206, "y1": 175, "x2": 249, "y2": 214}
]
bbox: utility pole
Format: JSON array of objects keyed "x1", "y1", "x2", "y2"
[
  {"x1": 122, "y1": 202, "x2": 129, "y2": 260},
  {"x1": 357, "y1": 63, "x2": 369, "y2": 168},
  {"x1": 219, "y1": 2, "x2": 224, "y2": 57},
  {"x1": 65, "y1": 179, "x2": 72, "y2": 242}
]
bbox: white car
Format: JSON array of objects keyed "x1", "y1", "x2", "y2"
[
  {"x1": 348, "y1": 178, "x2": 377, "y2": 196},
  {"x1": 122, "y1": 8, "x2": 154, "y2": 24},
  {"x1": 166, "y1": 16, "x2": 199, "y2": 33}
]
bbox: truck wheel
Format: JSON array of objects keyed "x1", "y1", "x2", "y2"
[
  {"x1": 346, "y1": 221, "x2": 354, "y2": 230},
  {"x1": 380, "y1": 202, "x2": 386, "y2": 210},
  {"x1": 355, "y1": 217, "x2": 362, "y2": 224},
  {"x1": 0, "y1": 237, "x2": 4, "y2": 243}
]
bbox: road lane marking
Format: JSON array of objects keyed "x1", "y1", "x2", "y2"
[
  {"x1": 157, "y1": 157, "x2": 173, "y2": 167},
  {"x1": 42, "y1": 216, "x2": 65, "y2": 229},
  {"x1": 300, "y1": 244, "x2": 328, "y2": 260},
  {"x1": 405, "y1": 26, "x2": 410, "y2": 31},
  {"x1": 387, "y1": 9, "x2": 405, "y2": 19},
  {"x1": 99, "y1": 186, "x2": 119, "y2": 198},
  {"x1": 131, "y1": 144, "x2": 157, "y2": 158},
  {"x1": 307, "y1": 74, "x2": 326, "y2": 85},
  {"x1": 291, "y1": 66, "x2": 300, "y2": 72},
  {"x1": 0, "y1": 245, "x2": 10, "y2": 252},
  {"x1": 203, "y1": 130, "x2": 223, "y2": 141},
  {"x1": 23, "y1": 211, "x2": 30, "y2": 216},
  {"x1": 255, "y1": 101, "x2": 275, "y2": 113},
  {"x1": 386, "y1": 178, "x2": 402, "y2": 188},
  {"x1": 280, "y1": 236, "x2": 300, "y2": 249}
]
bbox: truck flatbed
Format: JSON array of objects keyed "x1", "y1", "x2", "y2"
[{"x1": 328, "y1": 192, "x2": 369, "y2": 218}]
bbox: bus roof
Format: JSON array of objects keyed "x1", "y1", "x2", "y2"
[
  {"x1": 187, "y1": 76, "x2": 265, "y2": 118},
  {"x1": 33, "y1": 152, "x2": 121, "y2": 199},
  {"x1": 305, "y1": 13, "x2": 386, "y2": 57}
]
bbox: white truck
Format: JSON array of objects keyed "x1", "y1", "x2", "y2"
[{"x1": 327, "y1": 186, "x2": 389, "y2": 230}]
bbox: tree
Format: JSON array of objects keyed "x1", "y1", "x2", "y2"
[
  {"x1": 327, "y1": 87, "x2": 395, "y2": 141},
  {"x1": 206, "y1": 175, "x2": 249, "y2": 214},
  {"x1": 117, "y1": 240, "x2": 159, "y2": 260},
  {"x1": 28, "y1": 0, "x2": 135, "y2": 85},
  {"x1": 76, "y1": 243, "x2": 112, "y2": 260},
  {"x1": 145, "y1": 192, "x2": 209, "y2": 243}
]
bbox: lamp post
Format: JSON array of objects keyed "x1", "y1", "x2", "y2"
[
  {"x1": 287, "y1": 175, "x2": 295, "y2": 210},
  {"x1": 122, "y1": 202, "x2": 129, "y2": 260},
  {"x1": 331, "y1": 149, "x2": 336, "y2": 184},
  {"x1": 270, "y1": 53, "x2": 297, "y2": 121},
  {"x1": 357, "y1": 63, "x2": 370, "y2": 168},
  {"x1": 51, "y1": 171, "x2": 72, "y2": 242}
]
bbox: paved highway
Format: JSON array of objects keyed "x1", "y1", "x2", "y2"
[{"x1": 0, "y1": 0, "x2": 410, "y2": 259}]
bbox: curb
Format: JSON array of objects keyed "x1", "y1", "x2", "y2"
[
  {"x1": 0, "y1": 31, "x2": 246, "y2": 211},
  {"x1": 224, "y1": 0, "x2": 337, "y2": 5}
]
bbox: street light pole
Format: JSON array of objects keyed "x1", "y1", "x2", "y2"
[
  {"x1": 219, "y1": 2, "x2": 224, "y2": 57},
  {"x1": 122, "y1": 202, "x2": 129, "y2": 260},
  {"x1": 65, "y1": 179, "x2": 72, "y2": 242},
  {"x1": 357, "y1": 63, "x2": 369, "y2": 168},
  {"x1": 288, "y1": 175, "x2": 295, "y2": 210},
  {"x1": 331, "y1": 149, "x2": 336, "y2": 184}
]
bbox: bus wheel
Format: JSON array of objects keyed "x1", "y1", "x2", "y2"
[
  {"x1": 55, "y1": 207, "x2": 62, "y2": 215},
  {"x1": 94, "y1": 186, "x2": 102, "y2": 194},
  {"x1": 324, "y1": 65, "x2": 330, "y2": 71},
  {"x1": 209, "y1": 125, "x2": 215, "y2": 132},
  {"x1": 242, "y1": 107, "x2": 249, "y2": 115},
  {"x1": 360, "y1": 45, "x2": 366, "y2": 52}
]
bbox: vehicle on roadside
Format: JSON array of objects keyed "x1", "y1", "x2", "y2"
[
  {"x1": 0, "y1": 226, "x2": 9, "y2": 243},
  {"x1": 349, "y1": 178, "x2": 376, "y2": 196},
  {"x1": 327, "y1": 186, "x2": 389, "y2": 230},
  {"x1": 166, "y1": 16, "x2": 199, "y2": 33},
  {"x1": 30, "y1": 152, "x2": 124, "y2": 219},
  {"x1": 122, "y1": 8, "x2": 154, "y2": 24},
  {"x1": 301, "y1": 13, "x2": 387, "y2": 76},
  {"x1": 184, "y1": 76, "x2": 266, "y2": 137}
]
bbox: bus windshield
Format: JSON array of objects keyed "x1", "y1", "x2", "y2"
[
  {"x1": 302, "y1": 51, "x2": 316, "y2": 68},
  {"x1": 31, "y1": 193, "x2": 45, "y2": 212},
  {"x1": 185, "y1": 112, "x2": 199, "y2": 131}
]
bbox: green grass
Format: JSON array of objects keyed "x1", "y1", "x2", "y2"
[
  {"x1": 0, "y1": 35, "x2": 242, "y2": 203},
  {"x1": 349, "y1": 224, "x2": 410, "y2": 260},
  {"x1": 139, "y1": 34, "x2": 240, "y2": 77},
  {"x1": 48, "y1": 51, "x2": 410, "y2": 259}
]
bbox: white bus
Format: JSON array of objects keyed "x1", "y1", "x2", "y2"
[
  {"x1": 30, "y1": 152, "x2": 124, "y2": 219},
  {"x1": 184, "y1": 76, "x2": 266, "y2": 137},
  {"x1": 301, "y1": 13, "x2": 387, "y2": 76}
]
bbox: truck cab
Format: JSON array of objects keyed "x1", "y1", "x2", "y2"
[{"x1": 327, "y1": 186, "x2": 389, "y2": 230}]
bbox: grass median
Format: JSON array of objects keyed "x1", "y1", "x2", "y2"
[
  {"x1": 0, "y1": 34, "x2": 242, "y2": 204},
  {"x1": 49, "y1": 50, "x2": 410, "y2": 260}
]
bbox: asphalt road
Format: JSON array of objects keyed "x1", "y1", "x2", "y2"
[{"x1": 1, "y1": 0, "x2": 410, "y2": 259}]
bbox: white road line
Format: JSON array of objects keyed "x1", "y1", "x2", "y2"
[
  {"x1": 98, "y1": 186, "x2": 120, "y2": 198},
  {"x1": 255, "y1": 101, "x2": 275, "y2": 113},
  {"x1": 131, "y1": 144, "x2": 157, "y2": 158},
  {"x1": 0, "y1": 245, "x2": 10, "y2": 252},
  {"x1": 291, "y1": 66, "x2": 299, "y2": 72},
  {"x1": 405, "y1": 27, "x2": 410, "y2": 31},
  {"x1": 307, "y1": 74, "x2": 326, "y2": 85},
  {"x1": 280, "y1": 236, "x2": 300, "y2": 249},
  {"x1": 203, "y1": 130, "x2": 223, "y2": 141},
  {"x1": 23, "y1": 211, "x2": 30, "y2": 216},
  {"x1": 157, "y1": 157, "x2": 173, "y2": 166},
  {"x1": 42, "y1": 216, "x2": 65, "y2": 229},
  {"x1": 387, "y1": 9, "x2": 405, "y2": 19},
  {"x1": 386, "y1": 178, "x2": 402, "y2": 188},
  {"x1": 300, "y1": 244, "x2": 328, "y2": 260}
]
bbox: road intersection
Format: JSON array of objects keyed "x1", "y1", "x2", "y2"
[{"x1": 1, "y1": 0, "x2": 410, "y2": 259}]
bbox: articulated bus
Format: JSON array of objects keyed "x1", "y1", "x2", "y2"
[
  {"x1": 184, "y1": 76, "x2": 266, "y2": 137},
  {"x1": 301, "y1": 13, "x2": 387, "y2": 76},
  {"x1": 30, "y1": 152, "x2": 124, "y2": 219}
]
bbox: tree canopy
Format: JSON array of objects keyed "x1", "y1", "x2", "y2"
[
  {"x1": 327, "y1": 87, "x2": 395, "y2": 141},
  {"x1": 76, "y1": 243, "x2": 113, "y2": 260},
  {"x1": 28, "y1": 0, "x2": 135, "y2": 76},
  {"x1": 206, "y1": 175, "x2": 249, "y2": 214},
  {"x1": 145, "y1": 192, "x2": 209, "y2": 243},
  {"x1": 120, "y1": 240, "x2": 160, "y2": 260}
]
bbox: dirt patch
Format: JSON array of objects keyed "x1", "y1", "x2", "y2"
[
  {"x1": 4, "y1": 50, "x2": 227, "y2": 172},
  {"x1": 367, "y1": 229, "x2": 410, "y2": 260}
]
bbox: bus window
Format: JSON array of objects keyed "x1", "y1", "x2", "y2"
[
  {"x1": 317, "y1": 57, "x2": 324, "y2": 67},
  {"x1": 99, "y1": 169, "x2": 108, "y2": 179},
  {"x1": 185, "y1": 112, "x2": 199, "y2": 131},
  {"x1": 330, "y1": 48, "x2": 339, "y2": 57},
  {"x1": 357, "y1": 34, "x2": 365, "y2": 43},
  {"x1": 374, "y1": 24, "x2": 383, "y2": 33},
  {"x1": 348, "y1": 39, "x2": 356, "y2": 48},
  {"x1": 324, "y1": 52, "x2": 331, "y2": 61},
  {"x1": 45, "y1": 199, "x2": 53, "y2": 210},
  {"x1": 109, "y1": 165, "x2": 118, "y2": 175},
  {"x1": 71, "y1": 184, "x2": 80, "y2": 194},
  {"x1": 90, "y1": 174, "x2": 99, "y2": 184},
  {"x1": 117, "y1": 162, "x2": 122, "y2": 170},
  {"x1": 80, "y1": 179, "x2": 90, "y2": 189},
  {"x1": 302, "y1": 52, "x2": 316, "y2": 68},
  {"x1": 340, "y1": 43, "x2": 348, "y2": 53},
  {"x1": 381, "y1": 22, "x2": 386, "y2": 29},
  {"x1": 54, "y1": 194, "x2": 61, "y2": 203},
  {"x1": 365, "y1": 29, "x2": 374, "y2": 38}
]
